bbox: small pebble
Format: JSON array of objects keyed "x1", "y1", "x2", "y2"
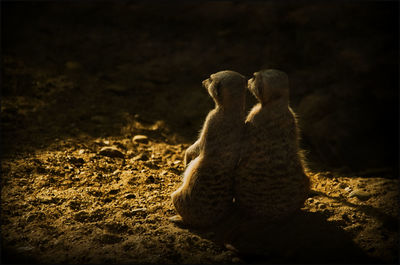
[
  {"x1": 132, "y1": 208, "x2": 147, "y2": 213},
  {"x1": 133, "y1": 135, "x2": 149, "y2": 144},
  {"x1": 78, "y1": 149, "x2": 86, "y2": 155},
  {"x1": 99, "y1": 146, "x2": 124, "y2": 158},
  {"x1": 16, "y1": 246, "x2": 35, "y2": 252},
  {"x1": 349, "y1": 190, "x2": 371, "y2": 201},
  {"x1": 125, "y1": 194, "x2": 136, "y2": 199},
  {"x1": 169, "y1": 215, "x2": 183, "y2": 223},
  {"x1": 344, "y1": 186, "x2": 352, "y2": 192},
  {"x1": 132, "y1": 153, "x2": 149, "y2": 161}
]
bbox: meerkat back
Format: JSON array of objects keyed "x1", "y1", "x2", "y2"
[
  {"x1": 235, "y1": 69, "x2": 310, "y2": 220},
  {"x1": 171, "y1": 70, "x2": 246, "y2": 227}
]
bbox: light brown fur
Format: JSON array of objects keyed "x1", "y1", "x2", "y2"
[
  {"x1": 235, "y1": 69, "x2": 310, "y2": 219},
  {"x1": 171, "y1": 70, "x2": 246, "y2": 227}
]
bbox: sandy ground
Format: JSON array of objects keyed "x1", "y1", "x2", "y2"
[
  {"x1": 1, "y1": 2, "x2": 398, "y2": 264},
  {"x1": 1, "y1": 125, "x2": 398, "y2": 263}
]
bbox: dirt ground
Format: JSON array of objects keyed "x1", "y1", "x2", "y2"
[{"x1": 1, "y1": 2, "x2": 398, "y2": 264}]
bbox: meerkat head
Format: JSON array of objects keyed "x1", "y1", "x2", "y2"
[
  {"x1": 202, "y1": 70, "x2": 246, "y2": 109},
  {"x1": 248, "y1": 69, "x2": 289, "y2": 105}
]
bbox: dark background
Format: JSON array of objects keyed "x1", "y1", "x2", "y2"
[{"x1": 2, "y1": 1, "x2": 399, "y2": 175}]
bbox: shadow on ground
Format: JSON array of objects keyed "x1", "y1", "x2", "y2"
[{"x1": 179, "y1": 209, "x2": 378, "y2": 264}]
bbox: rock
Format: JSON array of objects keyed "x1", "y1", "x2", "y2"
[
  {"x1": 132, "y1": 208, "x2": 147, "y2": 213},
  {"x1": 131, "y1": 153, "x2": 149, "y2": 161},
  {"x1": 125, "y1": 194, "x2": 136, "y2": 199},
  {"x1": 344, "y1": 186, "x2": 352, "y2": 192},
  {"x1": 16, "y1": 246, "x2": 35, "y2": 253},
  {"x1": 349, "y1": 190, "x2": 371, "y2": 201},
  {"x1": 168, "y1": 215, "x2": 183, "y2": 225},
  {"x1": 99, "y1": 146, "x2": 124, "y2": 158},
  {"x1": 78, "y1": 149, "x2": 86, "y2": 155},
  {"x1": 128, "y1": 208, "x2": 147, "y2": 218},
  {"x1": 133, "y1": 135, "x2": 148, "y2": 144}
]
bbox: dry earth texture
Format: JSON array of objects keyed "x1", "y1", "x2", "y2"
[{"x1": 1, "y1": 2, "x2": 399, "y2": 264}]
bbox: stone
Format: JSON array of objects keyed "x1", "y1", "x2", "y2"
[
  {"x1": 131, "y1": 153, "x2": 149, "y2": 161},
  {"x1": 78, "y1": 149, "x2": 86, "y2": 155},
  {"x1": 168, "y1": 215, "x2": 183, "y2": 224},
  {"x1": 133, "y1": 135, "x2": 149, "y2": 144},
  {"x1": 132, "y1": 208, "x2": 147, "y2": 213},
  {"x1": 349, "y1": 190, "x2": 371, "y2": 201},
  {"x1": 125, "y1": 194, "x2": 136, "y2": 199},
  {"x1": 344, "y1": 186, "x2": 352, "y2": 192},
  {"x1": 99, "y1": 146, "x2": 124, "y2": 158}
]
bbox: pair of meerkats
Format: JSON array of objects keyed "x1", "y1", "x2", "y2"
[{"x1": 171, "y1": 69, "x2": 310, "y2": 227}]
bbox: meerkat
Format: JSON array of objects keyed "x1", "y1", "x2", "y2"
[
  {"x1": 234, "y1": 69, "x2": 310, "y2": 220},
  {"x1": 171, "y1": 70, "x2": 246, "y2": 227}
]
